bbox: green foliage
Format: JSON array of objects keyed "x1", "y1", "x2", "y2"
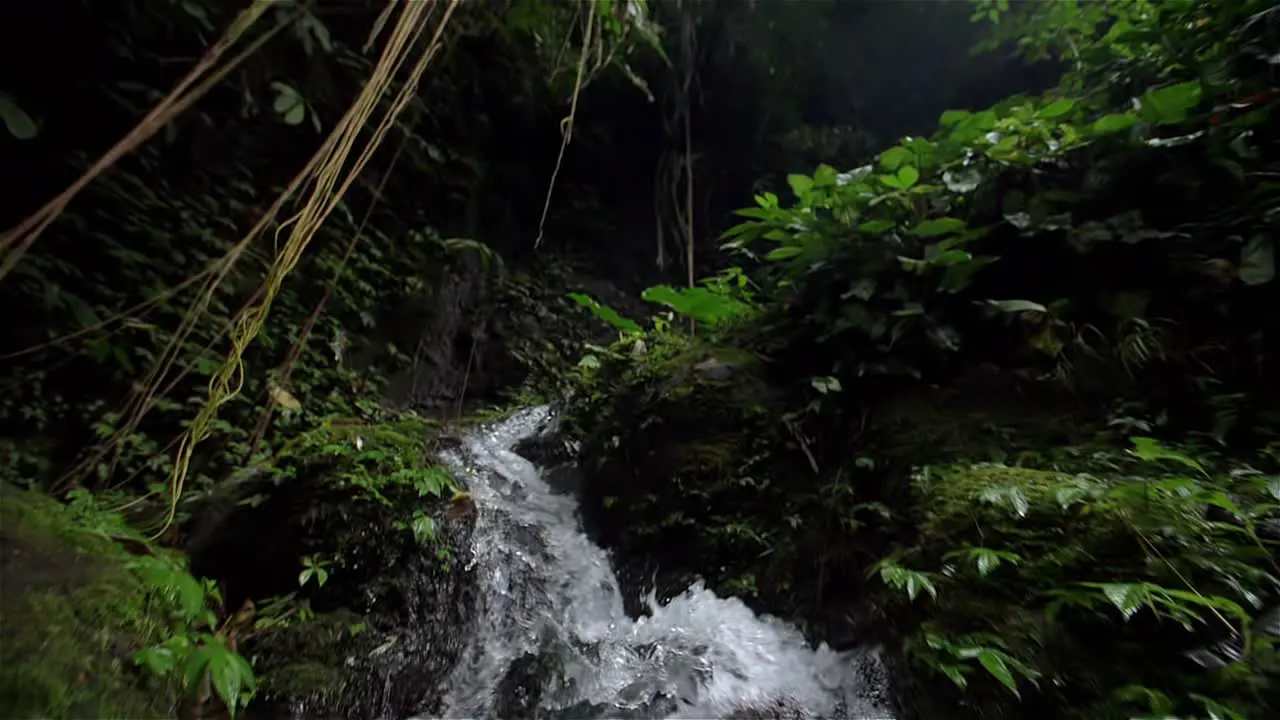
[
  {"x1": 0, "y1": 483, "x2": 254, "y2": 718},
  {"x1": 873, "y1": 439, "x2": 1280, "y2": 718},
  {"x1": 271, "y1": 415, "x2": 461, "y2": 552}
]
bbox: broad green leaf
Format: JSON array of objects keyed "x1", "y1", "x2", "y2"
[
  {"x1": 0, "y1": 93, "x2": 37, "y2": 140},
  {"x1": 1093, "y1": 113, "x2": 1139, "y2": 134},
  {"x1": 879, "y1": 174, "x2": 905, "y2": 190},
  {"x1": 977, "y1": 650, "x2": 1020, "y2": 697},
  {"x1": 857, "y1": 219, "x2": 896, "y2": 233},
  {"x1": 1038, "y1": 98, "x2": 1076, "y2": 118},
  {"x1": 879, "y1": 145, "x2": 913, "y2": 171},
  {"x1": 1129, "y1": 437, "x2": 1205, "y2": 474},
  {"x1": 896, "y1": 166, "x2": 920, "y2": 188},
  {"x1": 765, "y1": 245, "x2": 804, "y2": 261},
  {"x1": 939, "y1": 109, "x2": 971, "y2": 127},
  {"x1": 567, "y1": 293, "x2": 642, "y2": 334},
  {"x1": 911, "y1": 217, "x2": 966, "y2": 237},
  {"x1": 133, "y1": 646, "x2": 177, "y2": 676},
  {"x1": 1143, "y1": 81, "x2": 1202, "y2": 124},
  {"x1": 208, "y1": 645, "x2": 245, "y2": 714},
  {"x1": 787, "y1": 173, "x2": 813, "y2": 199}
]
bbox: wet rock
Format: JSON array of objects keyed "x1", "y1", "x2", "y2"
[
  {"x1": 724, "y1": 696, "x2": 808, "y2": 719},
  {"x1": 185, "y1": 426, "x2": 480, "y2": 719},
  {"x1": 494, "y1": 651, "x2": 566, "y2": 718},
  {"x1": 0, "y1": 484, "x2": 186, "y2": 719}
]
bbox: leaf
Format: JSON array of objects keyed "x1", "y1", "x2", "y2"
[
  {"x1": 765, "y1": 245, "x2": 804, "y2": 261},
  {"x1": 0, "y1": 93, "x2": 37, "y2": 140},
  {"x1": 1143, "y1": 81, "x2": 1202, "y2": 124},
  {"x1": 911, "y1": 217, "x2": 966, "y2": 237},
  {"x1": 1092, "y1": 112, "x2": 1139, "y2": 134},
  {"x1": 939, "y1": 663, "x2": 969, "y2": 689},
  {"x1": 984, "y1": 299, "x2": 1048, "y2": 314},
  {"x1": 1239, "y1": 235, "x2": 1275, "y2": 286},
  {"x1": 567, "y1": 292, "x2": 642, "y2": 334},
  {"x1": 857, "y1": 219, "x2": 896, "y2": 233},
  {"x1": 896, "y1": 166, "x2": 920, "y2": 188},
  {"x1": 1130, "y1": 437, "x2": 1206, "y2": 474},
  {"x1": 270, "y1": 81, "x2": 306, "y2": 126},
  {"x1": 977, "y1": 650, "x2": 1020, "y2": 697},
  {"x1": 879, "y1": 145, "x2": 913, "y2": 171},
  {"x1": 977, "y1": 485, "x2": 1030, "y2": 517},
  {"x1": 810, "y1": 376, "x2": 842, "y2": 394},
  {"x1": 283, "y1": 103, "x2": 305, "y2": 126},
  {"x1": 787, "y1": 174, "x2": 813, "y2": 199},
  {"x1": 974, "y1": 549, "x2": 1001, "y2": 576},
  {"x1": 1094, "y1": 582, "x2": 1148, "y2": 619},
  {"x1": 1038, "y1": 98, "x2": 1076, "y2": 118},
  {"x1": 207, "y1": 645, "x2": 246, "y2": 713},
  {"x1": 939, "y1": 109, "x2": 971, "y2": 127}
]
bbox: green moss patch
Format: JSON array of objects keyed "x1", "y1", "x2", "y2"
[{"x1": 0, "y1": 483, "x2": 180, "y2": 719}]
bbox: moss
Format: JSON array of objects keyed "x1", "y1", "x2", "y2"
[
  {"x1": 266, "y1": 661, "x2": 345, "y2": 698},
  {"x1": 0, "y1": 483, "x2": 180, "y2": 719}
]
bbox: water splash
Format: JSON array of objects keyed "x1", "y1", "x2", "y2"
[{"x1": 429, "y1": 407, "x2": 893, "y2": 719}]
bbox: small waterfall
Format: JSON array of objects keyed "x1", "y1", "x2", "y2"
[{"x1": 425, "y1": 407, "x2": 893, "y2": 719}]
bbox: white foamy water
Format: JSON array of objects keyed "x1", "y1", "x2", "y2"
[{"x1": 428, "y1": 406, "x2": 893, "y2": 719}]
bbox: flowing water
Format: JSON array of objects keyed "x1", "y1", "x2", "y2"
[{"x1": 427, "y1": 406, "x2": 894, "y2": 719}]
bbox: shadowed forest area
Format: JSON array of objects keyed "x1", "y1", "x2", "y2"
[{"x1": 1, "y1": 0, "x2": 1279, "y2": 719}]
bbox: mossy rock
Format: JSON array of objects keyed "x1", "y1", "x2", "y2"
[
  {"x1": 569, "y1": 338, "x2": 818, "y2": 614},
  {"x1": 185, "y1": 420, "x2": 481, "y2": 719},
  {"x1": 0, "y1": 483, "x2": 181, "y2": 719}
]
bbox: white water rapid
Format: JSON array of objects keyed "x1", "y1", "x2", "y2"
[{"x1": 427, "y1": 406, "x2": 894, "y2": 720}]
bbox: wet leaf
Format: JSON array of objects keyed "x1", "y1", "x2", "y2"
[
  {"x1": 766, "y1": 245, "x2": 803, "y2": 261},
  {"x1": 1093, "y1": 113, "x2": 1139, "y2": 134},
  {"x1": 911, "y1": 217, "x2": 966, "y2": 237},
  {"x1": 879, "y1": 145, "x2": 913, "y2": 171},
  {"x1": 0, "y1": 93, "x2": 37, "y2": 139},
  {"x1": 984, "y1": 299, "x2": 1048, "y2": 314},
  {"x1": 1038, "y1": 98, "x2": 1076, "y2": 118},
  {"x1": 977, "y1": 650, "x2": 1020, "y2": 697},
  {"x1": 1239, "y1": 235, "x2": 1275, "y2": 286}
]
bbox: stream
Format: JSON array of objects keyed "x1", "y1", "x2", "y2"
[{"x1": 425, "y1": 406, "x2": 894, "y2": 719}]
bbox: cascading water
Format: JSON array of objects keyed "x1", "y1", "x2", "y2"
[{"x1": 426, "y1": 406, "x2": 894, "y2": 719}]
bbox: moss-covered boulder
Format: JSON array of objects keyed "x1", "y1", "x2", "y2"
[
  {"x1": 185, "y1": 415, "x2": 479, "y2": 718},
  {"x1": 0, "y1": 483, "x2": 183, "y2": 719},
  {"x1": 564, "y1": 333, "x2": 830, "y2": 615},
  {"x1": 879, "y1": 460, "x2": 1280, "y2": 720}
]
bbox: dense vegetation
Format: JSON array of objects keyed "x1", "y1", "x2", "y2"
[
  {"x1": 565, "y1": 1, "x2": 1280, "y2": 718},
  {"x1": 1, "y1": 0, "x2": 1278, "y2": 718}
]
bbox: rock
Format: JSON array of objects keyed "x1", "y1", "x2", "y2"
[
  {"x1": 723, "y1": 696, "x2": 807, "y2": 719},
  {"x1": 185, "y1": 419, "x2": 479, "y2": 719},
  {"x1": 0, "y1": 483, "x2": 183, "y2": 719}
]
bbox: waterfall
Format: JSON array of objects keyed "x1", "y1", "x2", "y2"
[{"x1": 424, "y1": 407, "x2": 893, "y2": 719}]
